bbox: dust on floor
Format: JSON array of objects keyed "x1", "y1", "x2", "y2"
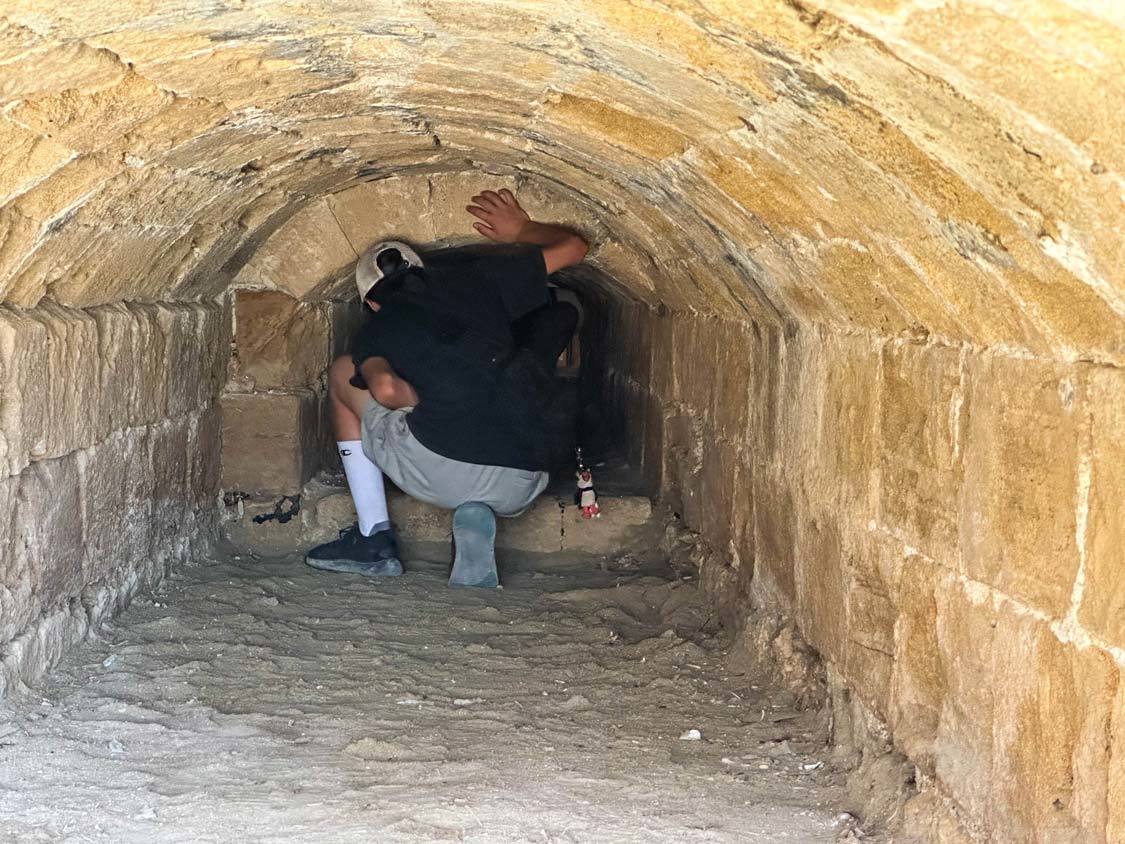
[{"x1": 0, "y1": 548, "x2": 849, "y2": 842}]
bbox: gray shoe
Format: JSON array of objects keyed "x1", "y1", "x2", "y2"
[{"x1": 450, "y1": 503, "x2": 498, "y2": 588}]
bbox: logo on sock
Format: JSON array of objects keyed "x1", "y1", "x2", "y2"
[{"x1": 339, "y1": 448, "x2": 352, "y2": 457}]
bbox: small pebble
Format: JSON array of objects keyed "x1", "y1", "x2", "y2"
[
  {"x1": 679, "y1": 729, "x2": 702, "y2": 741},
  {"x1": 108, "y1": 739, "x2": 125, "y2": 754},
  {"x1": 102, "y1": 655, "x2": 117, "y2": 669}
]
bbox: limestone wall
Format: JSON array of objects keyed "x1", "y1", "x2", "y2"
[
  {"x1": 603, "y1": 300, "x2": 1125, "y2": 840},
  {"x1": 1, "y1": 0, "x2": 1123, "y2": 839},
  {"x1": 0, "y1": 301, "x2": 228, "y2": 695}
]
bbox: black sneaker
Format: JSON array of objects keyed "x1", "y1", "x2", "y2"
[{"x1": 305, "y1": 524, "x2": 403, "y2": 576}]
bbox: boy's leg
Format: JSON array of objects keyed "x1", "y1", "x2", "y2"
[
  {"x1": 328, "y1": 356, "x2": 391, "y2": 536},
  {"x1": 305, "y1": 356, "x2": 401, "y2": 576},
  {"x1": 449, "y1": 502, "x2": 499, "y2": 589}
]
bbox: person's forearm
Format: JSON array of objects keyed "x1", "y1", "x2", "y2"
[
  {"x1": 360, "y1": 357, "x2": 419, "y2": 409},
  {"x1": 516, "y1": 220, "x2": 580, "y2": 248}
]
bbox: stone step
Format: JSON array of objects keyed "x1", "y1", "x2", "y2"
[{"x1": 224, "y1": 481, "x2": 655, "y2": 557}]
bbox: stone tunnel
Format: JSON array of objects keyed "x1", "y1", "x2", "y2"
[{"x1": 0, "y1": 1, "x2": 1122, "y2": 841}]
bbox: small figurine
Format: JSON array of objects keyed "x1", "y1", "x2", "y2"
[{"x1": 574, "y1": 448, "x2": 601, "y2": 519}]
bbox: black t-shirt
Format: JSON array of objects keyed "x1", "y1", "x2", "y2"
[{"x1": 351, "y1": 244, "x2": 551, "y2": 470}]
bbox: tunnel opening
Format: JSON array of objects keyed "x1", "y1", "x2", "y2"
[{"x1": 1, "y1": 2, "x2": 1123, "y2": 841}]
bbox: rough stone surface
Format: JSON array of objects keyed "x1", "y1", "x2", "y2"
[
  {"x1": 227, "y1": 483, "x2": 655, "y2": 559},
  {"x1": 221, "y1": 391, "x2": 320, "y2": 496},
  {"x1": 0, "y1": 2, "x2": 1122, "y2": 841},
  {"x1": 233, "y1": 290, "x2": 331, "y2": 390},
  {"x1": 1079, "y1": 365, "x2": 1125, "y2": 649},
  {"x1": 962, "y1": 354, "x2": 1081, "y2": 617}
]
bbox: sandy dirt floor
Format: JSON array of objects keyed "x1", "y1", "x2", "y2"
[{"x1": 0, "y1": 547, "x2": 850, "y2": 842}]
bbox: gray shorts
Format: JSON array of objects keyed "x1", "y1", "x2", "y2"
[{"x1": 359, "y1": 398, "x2": 549, "y2": 516}]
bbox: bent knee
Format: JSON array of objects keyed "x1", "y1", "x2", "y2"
[{"x1": 328, "y1": 355, "x2": 355, "y2": 397}]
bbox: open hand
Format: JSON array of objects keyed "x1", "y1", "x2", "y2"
[{"x1": 466, "y1": 189, "x2": 530, "y2": 243}]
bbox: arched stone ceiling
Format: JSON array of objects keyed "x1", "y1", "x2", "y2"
[{"x1": 0, "y1": 1, "x2": 1121, "y2": 362}]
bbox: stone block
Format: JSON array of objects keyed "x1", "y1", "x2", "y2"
[
  {"x1": 236, "y1": 197, "x2": 357, "y2": 300},
  {"x1": 82, "y1": 428, "x2": 153, "y2": 583},
  {"x1": 819, "y1": 334, "x2": 879, "y2": 519},
  {"x1": 0, "y1": 475, "x2": 28, "y2": 644},
  {"x1": 747, "y1": 321, "x2": 782, "y2": 463},
  {"x1": 889, "y1": 554, "x2": 944, "y2": 771},
  {"x1": 11, "y1": 454, "x2": 85, "y2": 619},
  {"x1": 1078, "y1": 365, "x2": 1125, "y2": 649},
  {"x1": 619, "y1": 382, "x2": 647, "y2": 470},
  {"x1": 38, "y1": 301, "x2": 103, "y2": 457},
  {"x1": 730, "y1": 458, "x2": 755, "y2": 577},
  {"x1": 0, "y1": 301, "x2": 158, "y2": 475},
  {"x1": 326, "y1": 175, "x2": 435, "y2": 261},
  {"x1": 775, "y1": 329, "x2": 825, "y2": 492},
  {"x1": 1108, "y1": 682, "x2": 1125, "y2": 844},
  {"x1": 90, "y1": 303, "x2": 144, "y2": 442},
  {"x1": 189, "y1": 406, "x2": 223, "y2": 510},
  {"x1": 387, "y1": 494, "x2": 451, "y2": 545},
  {"x1": 0, "y1": 38, "x2": 126, "y2": 102},
  {"x1": 699, "y1": 435, "x2": 738, "y2": 557},
  {"x1": 498, "y1": 496, "x2": 562, "y2": 552},
  {"x1": 560, "y1": 495, "x2": 653, "y2": 556},
  {"x1": 0, "y1": 117, "x2": 72, "y2": 206},
  {"x1": 648, "y1": 310, "x2": 675, "y2": 401},
  {"x1": 429, "y1": 172, "x2": 523, "y2": 243},
  {"x1": 962, "y1": 355, "x2": 1081, "y2": 617},
  {"x1": 878, "y1": 342, "x2": 967, "y2": 566},
  {"x1": 149, "y1": 417, "x2": 193, "y2": 546},
  {"x1": 590, "y1": 239, "x2": 666, "y2": 306},
  {"x1": 845, "y1": 580, "x2": 896, "y2": 716},
  {"x1": 158, "y1": 303, "x2": 226, "y2": 417},
  {"x1": 149, "y1": 414, "x2": 193, "y2": 544},
  {"x1": 7, "y1": 70, "x2": 171, "y2": 154},
  {"x1": 234, "y1": 290, "x2": 331, "y2": 389},
  {"x1": 641, "y1": 393, "x2": 665, "y2": 497},
  {"x1": 221, "y1": 391, "x2": 321, "y2": 495},
  {"x1": 679, "y1": 316, "x2": 718, "y2": 414},
  {"x1": 0, "y1": 307, "x2": 48, "y2": 477},
  {"x1": 989, "y1": 609, "x2": 1118, "y2": 842},
  {"x1": 709, "y1": 320, "x2": 753, "y2": 441},
  {"x1": 119, "y1": 303, "x2": 171, "y2": 427},
  {"x1": 542, "y1": 93, "x2": 690, "y2": 160},
  {"x1": 933, "y1": 579, "x2": 997, "y2": 831},
  {"x1": 303, "y1": 488, "x2": 653, "y2": 557},
  {"x1": 662, "y1": 412, "x2": 703, "y2": 531},
  {"x1": 794, "y1": 516, "x2": 847, "y2": 664},
  {"x1": 753, "y1": 470, "x2": 797, "y2": 603}
]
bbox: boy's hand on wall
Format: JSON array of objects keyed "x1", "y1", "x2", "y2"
[{"x1": 466, "y1": 189, "x2": 530, "y2": 242}]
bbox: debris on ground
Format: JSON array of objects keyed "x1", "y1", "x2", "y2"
[{"x1": 0, "y1": 549, "x2": 850, "y2": 841}]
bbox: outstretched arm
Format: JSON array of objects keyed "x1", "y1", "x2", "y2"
[{"x1": 466, "y1": 189, "x2": 589, "y2": 274}]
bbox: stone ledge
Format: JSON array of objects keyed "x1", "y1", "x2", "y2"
[{"x1": 223, "y1": 482, "x2": 655, "y2": 559}]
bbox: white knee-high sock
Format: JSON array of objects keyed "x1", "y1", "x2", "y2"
[{"x1": 337, "y1": 441, "x2": 390, "y2": 535}]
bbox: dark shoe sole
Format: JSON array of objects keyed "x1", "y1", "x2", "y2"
[
  {"x1": 305, "y1": 556, "x2": 403, "y2": 577},
  {"x1": 450, "y1": 503, "x2": 498, "y2": 589}
]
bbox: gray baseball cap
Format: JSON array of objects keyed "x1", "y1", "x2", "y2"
[{"x1": 355, "y1": 240, "x2": 424, "y2": 301}]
